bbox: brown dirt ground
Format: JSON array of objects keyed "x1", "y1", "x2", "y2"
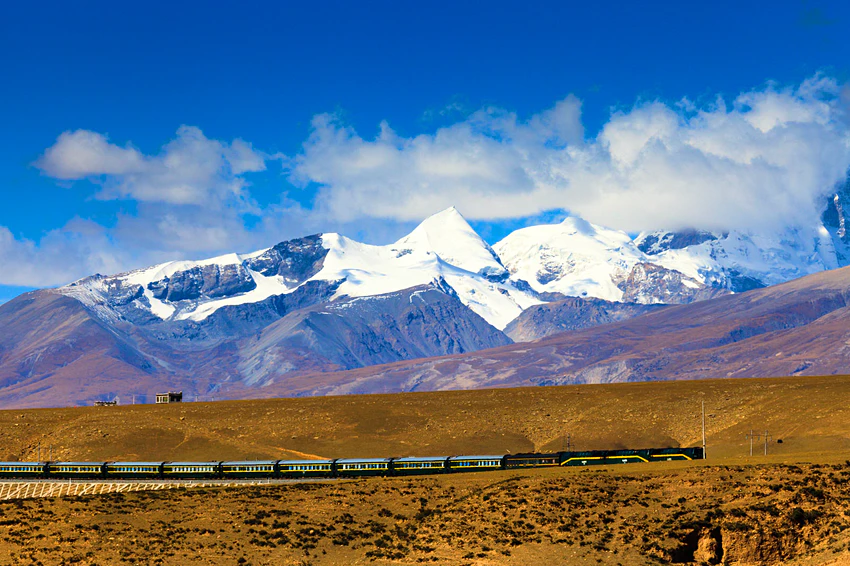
[
  {"x1": 1, "y1": 375, "x2": 850, "y2": 565},
  {"x1": 1, "y1": 462, "x2": 849, "y2": 565}
]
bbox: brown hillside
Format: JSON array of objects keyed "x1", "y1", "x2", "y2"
[{"x1": 1, "y1": 375, "x2": 849, "y2": 463}]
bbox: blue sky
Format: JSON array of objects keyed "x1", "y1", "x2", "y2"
[{"x1": 1, "y1": 0, "x2": 850, "y2": 301}]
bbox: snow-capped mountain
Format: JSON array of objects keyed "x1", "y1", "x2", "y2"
[
  {"x1": 6, "y1": 198, "x2": 850, "y2": 408},
  {"x1": 495, "y1": 192, "x2": 850, "y2": 305},
  {"x1": 634, "y1": 227, "x2": 839, "y2": 291},
  {"x1": 59, "y1": 207, "x2": 541, "y2": 331},
  {"x1": 494, "y1": 217, "x2": 723, "y2": 305},
  {"x1": 60, "y1": 197, "x2": 850, "y2": 339}
]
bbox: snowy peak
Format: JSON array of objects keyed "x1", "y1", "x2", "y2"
[
  {"x1": 60, "y1": 235, "x2": 330, "y2": 324},
  {"x1": 394, "y1": 207, "x2": 507, "y2": 279},
  {"x1": 494, "y1": 217, "x2": 644, "y2": 301},
  {"x1": 317, "y1": 217, "x2": 539, "y2": 330},
  {"x1": 494, "y1": 216, "x2": 721, "y2": 305},
  {"x1": 56, "y1": 202, "x2": 850, "y2": 336},
  {"x1": 58, "y1": 208, "x2": 540, "y2": 331}
]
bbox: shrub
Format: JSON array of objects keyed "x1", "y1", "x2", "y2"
[{"x1": 789, "y1": 507, "x2": 822, "y2": 525}]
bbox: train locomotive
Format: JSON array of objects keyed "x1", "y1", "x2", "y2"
[{"x1": 0, "y1": 447, "x2": 702, "y2": 481}]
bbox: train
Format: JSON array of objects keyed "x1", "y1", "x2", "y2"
[{"x1": 0, "y1": 447, "x2": 702, "y2": 481}]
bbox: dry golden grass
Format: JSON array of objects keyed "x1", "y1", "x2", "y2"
[
  {"x1": 1, "y1": 462, "x2": 849, "y2": 565},
  {"x1": 0, "y1": 374, "x2": 849, "y2": 463},
  {"x1": 1, "y1": 375, "x2": 850, "y2": 565}
]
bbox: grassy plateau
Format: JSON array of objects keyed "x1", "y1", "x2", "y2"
[{"x1": 1, "y1": 374, "x2": 849, "y2": 565}]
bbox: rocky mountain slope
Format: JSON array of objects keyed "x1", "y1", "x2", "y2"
[
  {"x1": 253, "y1": 263, "x2": 850, "y2": 398},
  {"x1": 0, "y1": 281, "x2": 511, "y2": 408},
  {"x1": 503, "y1": 297, "x2": 666, "y2": 342}
]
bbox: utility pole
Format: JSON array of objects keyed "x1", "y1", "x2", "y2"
[
  {"x1": 746, "y1": 430, "x2": 761, "y2": 456},
  {"x1": 701, "y1": 401, "x2": 707, "y2": 460},
  {"x1": 763, "y1": 430, "x2": 772, "y2": 456}
]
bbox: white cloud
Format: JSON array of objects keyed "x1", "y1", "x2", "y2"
[
  {"x1": 36, "y1": 126, "x2": 267, "y2": 207},
  {"x1": 35, "y1": 130, "x2": 144, "y2": 178},
  {"x1": 9, "y1": 74, "x2": 850, "y2": 290},
  {"x1": 9, "y1": 127, "x2": 275, "y2": 287},
  {"x1": 289, "y1": 75, "x2": 850, "y2": 233},
  {"x1": 0, "y1": 221, "x2": 128, "y2": 287}
]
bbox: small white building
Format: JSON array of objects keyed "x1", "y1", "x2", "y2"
[{"x1": 155, "y1": 391, "x2": 183, "y2": 404}]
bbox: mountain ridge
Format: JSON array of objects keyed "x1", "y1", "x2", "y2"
[{"x1": 4, "y1": 199, "x2": 850, "y2": 408}]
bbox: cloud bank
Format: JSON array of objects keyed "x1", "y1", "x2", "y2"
[
  {"x1": 4, "y1": 74, "x2": 849, "y2": 289},
  {"x1": 292, "y1": 75, "x2": 850, "y2": 233},
  {"x1": 36, "y1": 126, "x2": 266, "y2": 207}
]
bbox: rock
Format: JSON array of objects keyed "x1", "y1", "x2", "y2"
[
  {"x1": 636, "y1": 229, "x2": 719, "y2": 254},
  {"x1": 616, "y1": 263, "x2": 729, "y2": 305},
  {"x1": 504, "y1": 296, "x2": 664, "y2": 342},
  {"x1": 245, "y1": 234, "x2": 328, "y2": 285},
  {"x1": 694, "y1": 528, "x2": 722, "y2": 564},
  {"x1": 148, "y1": 263, "x2": 256, "y2": 302}
]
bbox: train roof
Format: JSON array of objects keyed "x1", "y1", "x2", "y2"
[
  {"x1": 335, "y1": 458, "x2": 393, "y2": 463},
  {"x1": 0, "y1": 461, "x2": 43, "y2": 465},
  {"x1": 107, "y1": 462, "x2": 164, "y2": 466},
  {"x1": 448, "y1": 455, "x2": 504, "y2": 460},
  {"x1": 278, "y1": 460, "x2": 335, "y2": 465},
  {"x1": 504, "y1": 452, "x2": 560, "y2": 458},
  {"x1": 393, "y1": 456, "x2": 450, "y2": 462},
  {"x1": 49, "y1": 461, "x2": 106, "y2": 466},
  {"x1": 220, "y1": 461, "x2": 277, "y2": 466},
  {"x1": 162, "y1": 461, "x2": 220, "y2": 466}
]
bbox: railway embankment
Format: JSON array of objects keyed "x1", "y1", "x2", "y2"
[{"x1": 0, "y1": 479, "x2": 305, "y2": 501}]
